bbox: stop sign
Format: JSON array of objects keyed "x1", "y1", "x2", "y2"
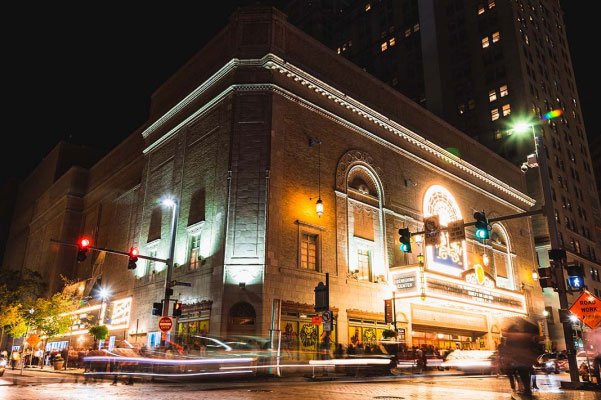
[{"x1": 158, "y1": 316, "x2": 173, "y2": 332}]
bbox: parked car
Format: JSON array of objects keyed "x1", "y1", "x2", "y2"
[
  {"x1": 576, "y1": 351, "x2": 596, "y2": 367},
  {"x1": 0, "y1": 356, "x2": 6, "y2": 377},
  {"x1": 533, "y1": 352, "x2": 568, "y2": 374}
]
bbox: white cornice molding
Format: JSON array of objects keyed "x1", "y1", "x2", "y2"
[{"x1": 141, "y1": 54, "x2": 534, "y2": 209}]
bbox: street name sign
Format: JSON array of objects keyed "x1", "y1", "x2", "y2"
[
  {"x1": 569, "y1": 290, "x2": 601, "y2": 329},
  {"x1": 448, "y1": 219, "x2": 466, "y2": 243},
  {"x1": 424, "y1": 215, "x2": 441, "y2": 246}
]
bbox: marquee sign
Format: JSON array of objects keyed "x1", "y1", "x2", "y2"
[{"x1": 391, "y1": 268, "x2": 525, "y2": 314}]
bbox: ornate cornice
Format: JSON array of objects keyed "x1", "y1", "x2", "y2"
[{"x1": 141, "y1": 53, "x2": 534, "y2": 209}]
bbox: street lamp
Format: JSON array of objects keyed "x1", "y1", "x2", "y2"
[
  {"x1": 510, "y1": 117, "x2": 579, "y2": 383},
  {"x1": 161, "y1": 197, "x2": 179, "y2": 345},
  {"x1": 97, "y1": 287, "x2": 111, "y2": 325}
]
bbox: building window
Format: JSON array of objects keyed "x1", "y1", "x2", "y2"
[
  {"x1": 381, "y1": 42, "x2": 388, "y2": 52},
  {"x1": 414, "y1": 23, "x2": 420, "y2": 32},
  {"x1": 364, "y1": 3, "x2": 371, "y2": 12},
  {"x1": 489, "y1": 89, "x2": 497, "y2": 102},
  {"x1": 488, "y1": 0, "x2": 496, "y2": 8},
  {"x1": 492, "y1": 31, "x2": 501, "y2": 43},
  {"x1": 482, "y1": 37, "x2": 490, "y2": 48},
  {"x1": 389, "y1": 37, "x2": 396, "y2": 46},
  {"x1": 357, "y1": 248, "x2": 372, "y2": 281},
  {"x1": 491, "y1": 108, "x2": 500, "y2": 121},
  {"x1": 189, "y1": 233, "x2": 201, "y2": 270},
  {"x1": 502, "y1": 104, "x2": 511, "y2": 116},
  {"x1": 478, "y1": 5, "x2": 485, "y2": 15},
  {"x1": 494, "y1": 130, "x2": 503, "y2": 140},
  {"x1": 458, "y1": 104, "x2": 465, "y2": 114},
  {"x1": 405, "y1": 28, "x2": 412, "y2": 37},
  {"x1": 500, "y1": 84, "x2": 508, "y2": 97},
  {"x1": 301, "y1": 233, "x2": 318, "y2": 271}
]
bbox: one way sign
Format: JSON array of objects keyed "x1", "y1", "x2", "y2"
[{"x1": 569, "y1": 290, "x2": 601, "y2": 329}]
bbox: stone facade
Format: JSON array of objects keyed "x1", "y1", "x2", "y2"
[{"x1": 3, "y1": 6, "x2": 545, "y2": 352}]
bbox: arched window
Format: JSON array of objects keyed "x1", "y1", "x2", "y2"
[
  {"x1": 347, "y1": 166, "x2": 385, "y2": 282},
  {"x1": 423, "y1": 185, "x2": 466, "y2": 276},
  {"x1": 489, "y1": 223, "x2": 515, "y2": 289}
]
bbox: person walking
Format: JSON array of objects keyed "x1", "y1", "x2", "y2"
[{"x1": 502, "y1": 317, "x2": 540, "y2": 398}]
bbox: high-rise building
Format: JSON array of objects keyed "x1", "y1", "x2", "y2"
[{"x1": 284, "y1": 0, "x2": 601, "y2": 349}]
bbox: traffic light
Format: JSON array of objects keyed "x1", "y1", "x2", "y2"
[
  {"x1": 77, "y1": 237, "x2": 91, "y2": 262},
  {"x1": 473, "y1": 211, "x2": 489, "y2": 240},
  {"x1": 566, "y1": 263, "x2": 585, "y2": 290},
  {"x1": 152, "y1": 302, "x2": 162, "y2": 316},
  {"x1": 128, "y1": 247, "x2": 139, "y2": 270},
  {"x1": 399, "y1": 227, "x2": 411, "y2": 253},
  {"x1": 173, "y1": 301, "x2": 182, "y2": 317},
  {"x1": 538, "y1": 267, "x2": 556, "y2": 289}
]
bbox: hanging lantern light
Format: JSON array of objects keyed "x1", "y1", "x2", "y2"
[{"x1": 316, "y1": 198, "x2": 324, "y2": 217}]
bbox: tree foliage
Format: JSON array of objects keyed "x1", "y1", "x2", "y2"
[
  {"x1": 89, "y1": 325, "x2": 109, "y2": 341},
  {"x1": 30, "y1": 292, "x2": 79, "y2": 339},
  {"x1": 0, "y1": 268, "x2": 46, "y2": 309},
  {"x1": 0, "y1": 304, "x2": 27, "y2": 338}
]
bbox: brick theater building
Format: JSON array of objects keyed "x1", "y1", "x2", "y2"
[{"x1": 3, "y1": 6, "x2": 544, "y2": 353}]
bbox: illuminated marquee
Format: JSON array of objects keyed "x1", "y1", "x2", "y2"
[{"x1": 392, "y1": 268, "x2": 526, "y2": 314}]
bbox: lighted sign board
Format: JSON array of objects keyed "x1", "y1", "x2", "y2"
[{"x1": 392, "y1": 269, "x2": 525, "y2": 314}]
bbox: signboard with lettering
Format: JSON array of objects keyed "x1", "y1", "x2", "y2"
[
  {"x1": 311, "y1": 315, "x2": 322, "y2": 325},
  {"x1": 447, "y1": 219, "x2": 465, "y2": 243},
  {"x1": 569, "y1": 290, "x2": 601, "y2": 329},
  {"x1": 384, "y1": 299, "x2": 393, "y2": 324}
]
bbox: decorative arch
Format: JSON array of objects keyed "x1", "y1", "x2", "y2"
[
  {"x1": 229, "y1": 301, "x2": 256, "y2": 326},
  {"x1": 489, "y1": 223, "x2": 515, "y2": 290},
  {"x1": 336, "y1": 150, "x2": 386, "y2": 283},
  {"x1": 423, "y1": 185, "x2": 466, "y2": 276},
  {"x1": 335, "y1": 150, "x2": 384, "y2": 202}
]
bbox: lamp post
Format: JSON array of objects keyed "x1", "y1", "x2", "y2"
[
  {"x1": 161, "y1": 197, "x2": 179, "y2": 346},
  {"x1": 511, "y1": 119, "x2": 579, "y2": 383}
]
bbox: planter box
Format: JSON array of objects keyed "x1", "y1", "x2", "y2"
[{"x1": 53, "y1": 360, "x2": 64, "y2": 370}]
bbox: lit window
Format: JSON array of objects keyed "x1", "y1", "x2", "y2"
[
  {"x1": 189, "y1": 233, "x2": 201, "y2": 270},
  {"x1": 524, "y1": 34, "x2": 529, "y2": 45},
  {"x1": 337, "y1": 48, "x2": 341, "y2": 54},
  {"x1": 500, "y1": 84, "x2": 508, "y2": 97},
  {"x1": 414, "y1": 23, "x2": 420, "y2": 32},
  {"x1": 365, "y1": 3, "x2": 371, "y2": 11},
  {"x1": 495, "y1": 130, "x2": 503, "y2": 140},
  {"x1": 492, "y1": 31, "x2": 501, "y2": 43},
  {"x1": 482, "y1": 37, "x2": 490, "y2": 48},
  {"x1": 489, "y1": 89, "x2": 497, "y2": 102},
  {"x1": 301, "y1": 233, "x2": 318, "y2": 271},
  {"x1": 357, "y1": 248, "x2": 372, "y2": 281},
  {"x1": 458, "y1": 104, "x2": 465, "y2": 115},
  {"x1": 491, "y1": 108, "x2": 499, "y2": 121},
  {"x1": 389, "y1": 37, "x2": 396, "y2": 46},
  {"x1": 478, "y1": 6, "x2": 485, "y2": 15},
  {"x1": 488, "y1": 0, "x2": 496, "y2": 9},
  {"x1": 405, "y1": 28, "x2": 412, "y2": 37},
  {"x1": 502, "y1": 104, "x2": 511, "y2": 116},
  {"x1": 468, "y1": 99, "x2": 475, "y2": 109},
  {"x1": 381, "y1": 42, "x2": 388, "y2": 52}
]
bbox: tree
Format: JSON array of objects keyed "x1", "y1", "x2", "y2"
[
  {"x1": 88, "y1": 325, "x2": 109, "y2": 349},
  {"x1": 0, "y1": 304, "x2": 27, "y2": 345},
  {"x1": 0, "y1": 268, "x2": 45, "y2": 308},
  {"x1": 29, "y1": 292, "x2": 79, "y2": 352}
]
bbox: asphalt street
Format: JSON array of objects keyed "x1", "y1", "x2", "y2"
[{"x1": 1, "y1": 368, "x2": 599, "y2": 400}]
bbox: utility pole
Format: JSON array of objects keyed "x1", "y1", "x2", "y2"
[{"x1": 534, "y1": 131, "x2": 579, "y2": 383}]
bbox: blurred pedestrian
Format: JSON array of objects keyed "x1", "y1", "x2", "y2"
[{"x1": 501, "y1": 317, "x2": 540, "y2": 398}]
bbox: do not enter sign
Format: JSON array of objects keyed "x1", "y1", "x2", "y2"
[{"x1": 158, "y1": 316, "x2": 173, "y2": 332}]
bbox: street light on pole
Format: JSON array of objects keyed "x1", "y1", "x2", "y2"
[
  {"x1": 510, "y1": 115, "x2": 579, "y2": 383},
  {"x1": 161, "y1": 197, "x2": 179, "y2": 346}
]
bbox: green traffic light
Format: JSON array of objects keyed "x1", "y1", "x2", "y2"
[
  {"x1": 475, "y1": 229, "x2": 489, "y2": 240},
  {"x1": 400, "y1": 243, "x2": 411, "y2": 253}
]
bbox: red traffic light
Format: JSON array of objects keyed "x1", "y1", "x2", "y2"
[
  {"x1": 128, "y1": 246, "x2": 139, "y2": 270},
  {"x1": 129, "y1": 247, "x2": 139, "y2": 259},
  {"x1": 77, "y1": 237, "x2": 91, "y2": 262}
]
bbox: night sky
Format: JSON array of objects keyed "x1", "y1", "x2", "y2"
[{"x1": 3, "y1": 1, "x2": 596, "y2": 187}]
